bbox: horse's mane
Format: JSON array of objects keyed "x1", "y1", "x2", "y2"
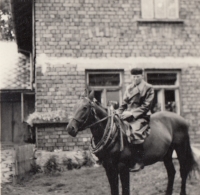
[{"x1": 94, "y1": 101, "x2": 108, "y2": 114}]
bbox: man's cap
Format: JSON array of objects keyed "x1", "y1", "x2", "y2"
[{"x1": 130, "y1": 68, "x2": 143, "y2": 75}]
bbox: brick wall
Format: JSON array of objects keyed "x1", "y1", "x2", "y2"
[
  {"x1": 36, "y1": 64, "x2": 85, "y2": 113},
  {"x1": 36, "y1": 61, "x2": 132, "y2": 114},
  {"x1": 35, "y1": 61, "x2": 200, "y2": 148},
  {"x1": 181, "y1": 65, "x2": 200, "y2": 143},
  {"x1": 35, "y1": 62, "x2": 133, "y2": 150},
  {"x1": 35, "y1": 0, "x2": 200, "y2": 57},
  {"x1": 36, "y1": 124, "x2": 91, "y2": 151},
  {"x1": 34, "y1": 0, "x2": 200, "y2": 148}
]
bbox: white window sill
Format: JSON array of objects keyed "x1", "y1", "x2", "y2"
[{"x1": 137, "y1": 19, "x2": 184, "y2": 23}]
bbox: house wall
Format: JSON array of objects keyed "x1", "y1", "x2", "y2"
[
  {"x1": 181, "y1": 66, "x2": 200, "y2": 143},
  {"x1": 34, "y1": 0, "x2": 200, "y2": 150},
  {"x1": 35, "y1": 0, "x2": 200, "y2": 58},
  {"x1": 35, "y1": 61, "x2": 200, "y2": 150},
  {"x1": 36, "y1": 124, "x2": 91, "y2": 151}
]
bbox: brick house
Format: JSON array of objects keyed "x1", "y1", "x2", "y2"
[{"x1": 28, "y1": 0, "x2": 200, "y2": 151}]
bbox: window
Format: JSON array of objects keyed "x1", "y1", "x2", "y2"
[
  {"x1": 145, "y1": 70, "x2": 180, "y2": 114},
  {"x1": 86, "y1": 71, "x2": 123, "y2": 108},
  {"x1": 141, "y1": 0, "x2": 179, "y2": 19}
]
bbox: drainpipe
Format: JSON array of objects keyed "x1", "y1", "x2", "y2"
[{"x1": 32, "y1": 0, "x2": 35, "y2": 91}]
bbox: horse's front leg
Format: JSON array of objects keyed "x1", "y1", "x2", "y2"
[
  {"x1": 103, "y1": 161, "x2": 119, "y2": 195},
  {"x1": 118, "y1": 163, "x2": 130, "y2": 195}
]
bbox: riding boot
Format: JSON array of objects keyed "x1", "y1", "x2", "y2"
[{"x1": 129, "y1": 143, "x2": 144, "y2": 172}]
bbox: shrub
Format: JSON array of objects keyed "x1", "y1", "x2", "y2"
[
  {"x1": 82, "y1": 151, "x2": 96, "y2": 167},
  {"x1": 26, "y1": 110, "x2": 68, "y2": 127},
  {"x1": 44, "y1": 156, "x2": 61, "y2": 174},
  {"x1": 63, "y1": 159, "x2": 81, "y2": 170},
  {"x1": 30, "y1": 162, "x2": 42, "y2": 174}
]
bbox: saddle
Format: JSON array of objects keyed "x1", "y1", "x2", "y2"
[
  {"x1": 114, "y1": 113, "x2": 151, "y2": 145},
  {"x1": 90, "y1": 102, "x2": 150, "y2": 154}
]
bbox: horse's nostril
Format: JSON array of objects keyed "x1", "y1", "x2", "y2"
[{"x1": 68, "y1": 125, "x2": 77, "y2": 137}]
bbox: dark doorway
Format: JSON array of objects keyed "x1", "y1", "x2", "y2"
[{"x1": 1, "y1": 92, "x2": 35, "y2": 143}]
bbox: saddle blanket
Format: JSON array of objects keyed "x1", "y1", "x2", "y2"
[{"x1": 123, "y1": 118, "x2": 151, "y2": 144}]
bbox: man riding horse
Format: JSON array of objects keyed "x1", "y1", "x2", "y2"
[
  {"x1": 116, "y1": 68, "x2": 154, "y2": 172},
  {"x1": 67, "y1": 73, "x2": 198, "y2": 195}
]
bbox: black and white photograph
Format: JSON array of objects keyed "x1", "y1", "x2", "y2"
[{"x1": 1, "y1": 0, "x2": 200, "y2": 194}]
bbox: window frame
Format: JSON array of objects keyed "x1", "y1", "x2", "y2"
[
  {"x1": 141, "y1": 0, "x2": 180, "y2": 21},
  {"x1": 144, "y1": 69, "x2": 181, "y2": 115},
  {"x1": 86, "y1": 70, "x2": 124, "y2": 107}
]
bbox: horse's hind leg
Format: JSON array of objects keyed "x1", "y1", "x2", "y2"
[
  {"x1": 163, "y1": 147, "x2": 176, "y2": 195},
  {"x1": 175, "y1": 139, "x2": 194, "y2": 195}
]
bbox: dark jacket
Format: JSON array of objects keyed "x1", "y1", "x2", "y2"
[{"x1": 117, "y1": 80, "x2": 154, "y2": 119}]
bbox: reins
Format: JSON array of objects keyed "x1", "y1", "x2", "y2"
[
  {"x1": 84, "y1": 115, "x2": 111, "y2": 129},
  {"x1": 71, "y1": 98, "x2": 111, "y2": 131},
  {"x1": 89, "y1": 103, "x2": 125, "y2": 154},
  {"x1": 71, "y1": 98, "x2": 124, "y2": 154}
]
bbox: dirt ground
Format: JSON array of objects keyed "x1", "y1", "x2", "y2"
[{"x1": 1, "y1": 160, "x2": 200, "y2": 195}]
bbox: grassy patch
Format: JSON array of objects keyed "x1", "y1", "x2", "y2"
[
  {"x1": 55, "y1": 183, "x2": 66, "y2": 188},
  {"x1": 47, "y1": 187, "x2": 55, "y2": 192},
  {"x1": 42, "y1": 182, "x2": 52, "y2": 186}
]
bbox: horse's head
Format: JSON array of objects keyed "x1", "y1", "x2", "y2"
[{"x1": 67, "y1": 91, "x2": 95, "y2": 137}]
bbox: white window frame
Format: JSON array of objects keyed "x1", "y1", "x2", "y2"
[
  {"x1": 86, "y1": 71, "x2": 123, "y2": 107},
  {"x1": 141, "y1": 0, "x2": 179, "y2": 20},
  {"x1": 144, "y1": 70, "x2": 181, "y2": 115}
]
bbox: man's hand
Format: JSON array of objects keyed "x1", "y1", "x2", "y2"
[{"x1": 121, "y1": 111, "x2": 133, "y2": 120}]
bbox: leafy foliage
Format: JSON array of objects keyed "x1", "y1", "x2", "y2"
[
  {"x1": 63, "y1": 159, "x2": 81, "y2": 170},
  {"x1": 26, "y1": 110, "x2": 68, "y2": 126},
  {"x1": 44, "y1": 156, "x2": 61, "y2": 175},
  {"x1": 0, "y1": 0, "x2": 15, "y2": 40},
  {"x1": 82, "y1": 151, "x2": 97, "y2": 167},
  {"x1": 62, "y1": 151, "x2": 96, "y2": 170},
  {"x1": 30, "y1": 162, "x2": 42, "y2": 174}
]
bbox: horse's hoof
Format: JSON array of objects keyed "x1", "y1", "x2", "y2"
[{"x1": 180, "y1": 192, "x2": 186, "y2": 195}]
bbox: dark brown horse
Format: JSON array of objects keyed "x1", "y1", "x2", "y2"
[{"x1": 66, "y1": 91, "x2": 199, "y2": 195}]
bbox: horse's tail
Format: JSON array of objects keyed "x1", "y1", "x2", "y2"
[
  {"x1": 189, "y1": 145, "x2": 200, "y2": 179},
  {"x1": 184, "y1": 138, "x2": 199, "y2": 178},
  {"x1": 174, "y1": 128, "x2": 200, "y2": 179}
]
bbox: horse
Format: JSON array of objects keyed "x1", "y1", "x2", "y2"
[{"x1": 66, "y1": 91, "x2": 199, "y2": 195}]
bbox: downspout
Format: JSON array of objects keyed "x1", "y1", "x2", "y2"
[
  {"x1": 32, "y1": 0, "x2": 35, "y2": 91},
  {"x1": 11, "y1": 102, "x2": 14, "y2": 142}
]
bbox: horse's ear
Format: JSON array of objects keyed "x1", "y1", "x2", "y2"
[
  {"x1": 80, "y1": 89, "x2": 88, "y2": 98},
  {"x1": 88, "y1": 90, "x2": 94, "y2": 101}
]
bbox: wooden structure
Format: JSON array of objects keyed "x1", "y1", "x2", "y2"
[
  {"x1": 1, "y1": 0, "x2": 35, "y2": 145},
  {"x1": 13, "y1": 144, "x2": 35, "y2": 184}
]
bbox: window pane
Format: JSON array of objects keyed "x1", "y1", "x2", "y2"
[
  {"x1": 147, "y1": 73, "x2": 177, "y2": 85},
  {"x1": 165, "y1": 90, "x2": 176, "y2": 112},
  {"x1": 107, "y1": 90, "x2": 120, "y2": 109},
  {"x1": 151, "y1": 90, "x2": 161, "y2": 113},
  {"x1": 154, "y1": 0, "x2": 167, "y2": 19},
  {"x1": 89, "y1": 74, "x2": 120, "y2": 86},
  {"x1": 167, "y1": 0, "x2": 179, "y2": 18},
  {"x1": 93, "y1": 91, "x2": 102, "y2": 103},
  {"x1": 141, "y1": 0, "x2": 154, "y2": 19}
]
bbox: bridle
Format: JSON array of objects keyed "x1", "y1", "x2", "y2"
[
  {"x1": 70, "y1": 97, "x2": 124, "y2": 153},
  {"x1": 70, "y1": 98, "x2": 111, "y2": 132}
]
